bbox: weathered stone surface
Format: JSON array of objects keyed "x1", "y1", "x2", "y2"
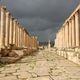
[
  {"x1": 0, "y1": 74, "x2": 5, "y2": 77},
  {"x1": 1, "y1": 49, "x2": 10, "y2": 57},
  {"x1": 8, "y1": 51, "x2": 19, "y2": 57},
  {"x1": 18, "y1": 72, "x2": 32, "y2": 79},
  {"x1": 0, "y1": 57, "x2": 19, "y2": 63},
  {"x1": 0, "y1": 48, "x2": 80, "y2": 80},
  {"x1": 13, "y1": 50, "x2": 24, "y2": 57},
  {"x1": 0, "y1": 76, "x2": 17, "y2": 80}
]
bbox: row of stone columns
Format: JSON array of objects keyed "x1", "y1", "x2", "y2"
[
  {"x1": 54, "y1": 5, "x2": 80, "y2": 49},
  {"x1": 0, "y1": 6, "x2": 39, "y2": 49}
]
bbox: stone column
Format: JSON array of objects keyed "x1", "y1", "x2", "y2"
[
  {"x1": 15, "y1": 21, "x2": 18, "y2": 47},
  {"x1": 65, "y1": 23, "x2": 69, "y2": 48},
  {"x1": 60, "y1": 28, "x2": 63, "y2": 48},
  {"x1": 69, "y1": 20, "x2": 72, "y2": 48},
  {"x1": 24, "y1": 30, "x2": 26, "y2": 47},
  {"x1": 75, "y1": 11, "x2": 80, "y2": 47},
  {"x1": 33, "y1": 36, "x2": 35, "y2": 49},
  {"x1": 23, "y1": 29, "x2": 25, "y2": 48},
  {"x1": 26, "y1": 34, "x2": 28, "y2": 48},
  {"x1": 35, "y1": 37, "x2": 38, "y2": 49},
  {"x1": 57, "y1": 33, "x2": 59, "y2": 48},
  {"x1": 0, "y1": 7, "x2": 6, "y2": 48},
  {"x1": 63, "y1": 27, "x2": 65, "y2": 48},
  {"x1": 26, "y1": 34, "x2": 29, "y2": 48},
  {"x1": 17, "y1": 23, "x2": 20, "y2": 48},
  {"x1": 61, "y1": 28, "x2": 63, "y2": 48},
  {"x1": 33, "y1": 36, "x2": 36, "y2": 49},
  {"x1": 9, "y1": 16, "x2": 13, "y2": 45},
  {"x1": 25, "y1": 34, "x2": 27, "y2": 47},
  {"x1": 20, "y1": 27, "x2": 23, "y2": 48},
  {"x1": 71, "y1": 16, "x2": 76, "y2": 47},
  {"x1": 27, "y1": 34, "x2": 29, "y2": 48},
  {"x1": 57, "y1": 32, "x2": 59, "y2": 48},
  {"x1": 5, "y1": 11, "x2": 10, "y2": 47},
  {"x1": 29, "y1": 36, "x2": 31, "y2": 49},
  {"x1": 59, "y1": 30, "x2": 62, "y2": 48},
  {"x1": 22, "y1": 28, "x2": 24, "y2": 48},
  {"x1": 13, "y1": 19, "x2": 17, "y2": 47},
  {"x1": 54, "y1": 34, "x2": 57, "y2": 47},
  {"x1": 19, "y1": 26, "x2": 22, "y2": 48},
  {"x1": 64, "y1": 25, "x2": 67, "y2": 48}
]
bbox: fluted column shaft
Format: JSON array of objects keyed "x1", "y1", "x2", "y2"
[
  {"x1": 75, "y1": 11, "x2": 80, "y2": 47},
  {"x1": 5, "y1": 11, "x2": 10, "y2": 47},
  {"x1": 13, "y1": 19, "x2": 17, "y2": 46},
  {"x1": 63, "y1": 27, "x2": 65, "y2": 48},
  {"x1": 9, "y1": 16, "x2": 13, "y2": 45},
  {"x1": 69, "y1": 20, "x2": 72, "y2": 47},
  {"x1": 0, "y1": 7, "x2": 6, "y2": 48},
  {"x1": 17, "y1": 24, "x2": 20, "y2": 47},
  {"x1": 19, "y1": 26, "x2": 22, "y2": 48},
  {"x1": 15, "y1": 22, "x2": 18, "y2": 47},
  {"x1": 72, "y1": 16, "x2": 76, "y2": 47},
  {"x1": 20, "y1": 27, "x2": 23, "y2": 47},
  {"x1": 65, "y1": 23, "x2": 69, "y2": 48}
]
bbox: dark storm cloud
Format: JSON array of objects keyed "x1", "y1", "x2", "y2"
[{"x1": 1, "y1": 0, "x2": 80, "y2": 42}]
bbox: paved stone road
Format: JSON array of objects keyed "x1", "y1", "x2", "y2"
[{"x1": 0, "y1": 48, "x2": 80, "y2": 80}]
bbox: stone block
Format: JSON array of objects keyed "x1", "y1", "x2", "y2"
[
  {"x1": 0, "y1": 74, "x2": 5, "y2": 77},
  {"x1": 0, "y1": 57, "x2": 19, "y2": 63},
  {"x1": 0, "y1": 76, "x2": 17, "y2": 80},
  {"x1": 18, "y1": 72, "x2": 32, "y2": 79},
  {"x1": 8, "y1": 51, "x2": 19, "y2": 57},
  {"x1": 1, "y1": 69, "x2": 16, "y2": 74}
]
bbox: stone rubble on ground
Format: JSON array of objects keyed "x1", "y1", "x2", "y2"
[{"x1": 0, "y1": 48, "x2": 80, "y2": 80}]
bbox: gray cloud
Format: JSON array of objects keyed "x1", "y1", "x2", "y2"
[{"x1": 1, "y1": 0, "x2": 80, "y2": 42}]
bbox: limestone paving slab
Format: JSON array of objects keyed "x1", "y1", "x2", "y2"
[{"x1": 0, "y1": 49, "x2": 80, "y2": 80}]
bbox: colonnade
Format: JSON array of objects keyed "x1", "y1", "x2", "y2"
[
  {"x1": 0, "y1": 6, "x2": 38, "y2": 49},
  {"x1": 54, "y1": 4, "x2": 80, "y2": 49}
]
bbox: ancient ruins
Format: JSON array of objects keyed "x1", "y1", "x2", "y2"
[
  {"x1": 0, "y1": 6, "x2": 39, "y2": 63},
  {"x1": 0, "y1": 3, "x2": 80, "y2": 80},
  {"x1": 54, "y1": 4, "x2": 80, "y2": 64}
]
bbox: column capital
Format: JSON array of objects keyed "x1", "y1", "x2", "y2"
[
  {"x1": 14, "y1": 19, "x2": 17, "y2": 22},
  {"x1": 1, "y1": 6, "x2": 6, "y2": 11},
  {"x1": 6, "y1": 11, "x2": 10, "y2": 16}
]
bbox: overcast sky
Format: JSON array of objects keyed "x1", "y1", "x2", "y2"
[{"x1": 1, "y1": 0, "x2": 80, "y2": 42}]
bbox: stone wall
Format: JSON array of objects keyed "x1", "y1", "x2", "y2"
[{"x1": 56, "y1": 48, "x2": 80, "y2": 65}]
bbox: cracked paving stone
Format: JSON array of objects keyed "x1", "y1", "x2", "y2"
[{"x1": 0, "y1": 49, "x2": 80, "y2": 80}]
